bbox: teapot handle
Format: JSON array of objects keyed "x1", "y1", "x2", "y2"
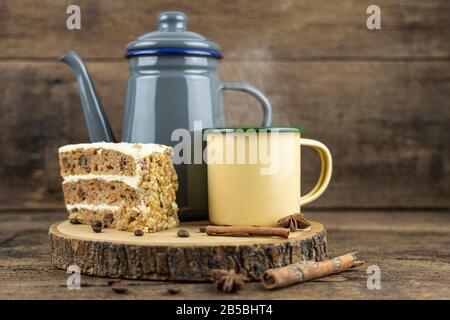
[{"x1": 220, "y1": 83, "x2": 272, "y2": 126}]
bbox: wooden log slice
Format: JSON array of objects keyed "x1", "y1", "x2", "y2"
[{"x1": 49, "y1": 220, "x2": 327, "y2": 281}]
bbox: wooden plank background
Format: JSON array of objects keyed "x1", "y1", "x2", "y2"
[{"x1": 0, "y1": 0, "x2": 449, "y2": 210}]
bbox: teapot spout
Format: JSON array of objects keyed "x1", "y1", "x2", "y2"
[{"x1": 59, "y1": 51, "x2": 116, "y2": 142}]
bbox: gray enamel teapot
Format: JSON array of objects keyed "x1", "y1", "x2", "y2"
[{"x1": 60, "y1": 11, "x2": 272, "y2": 220}]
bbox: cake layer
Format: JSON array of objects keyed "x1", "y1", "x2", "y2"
[
  {"x1": 62, "y1": 179, "x2": 140, "y2": 206},
  {"x1": 59, "y1": 148, "x2": 136, "y2": 176},
  {"x1": 59, "y1": 142, "x2": 171, "y2": 177},
  {"x1": 67, "y1": 205, "x2": 179, "y2": 233},
  {"x1": 68, "y1": 206, "x2": 116, "y2": 227}
]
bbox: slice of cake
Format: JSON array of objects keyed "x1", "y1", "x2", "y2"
[{"x1": 58, "y1": 142, "x2": 179, "y2": 233}]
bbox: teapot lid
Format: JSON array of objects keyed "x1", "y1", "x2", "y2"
[{"x1": 125, "y1": 12, "x2": 223, "y2": 59}]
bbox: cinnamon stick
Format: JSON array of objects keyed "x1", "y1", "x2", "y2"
[
  {"x1": 205, "y1": 225, "x2": 290, "y2": 239},
  {"x1": 262, "y1": 252, "x2": 365, "y2": 290}
]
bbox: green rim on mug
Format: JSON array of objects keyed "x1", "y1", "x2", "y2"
[{"x1": 203, "y1": 127, "x2": 306, "y2": 134}]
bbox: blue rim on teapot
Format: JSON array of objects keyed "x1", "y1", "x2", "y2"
[{"x1": 126, "y1": 48, "x2": 223, "y2": 59}]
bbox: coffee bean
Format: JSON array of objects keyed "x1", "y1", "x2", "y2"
[
  {"x1": 177, "y1": 229, "x2": 190, "y2": 238},
  {"x1": 70, "y1": 218, "x2": 81, "y2": 224},
  {"x1": 103, "y1": 214, "x2": 114, "y2": 228},
  {"x1": 111, "y1": 283, "x2": 128, "y2": 294},
  {"x1": 198, "y1": 226, "x2": 207, "y2": 233},
  {"x1": 92, "y1": 226, "x2": 102, "y2": 233},
  {"x1": 91, "y1": 220, "x2": 102, "y2": 233},
  {"x1": 167, "y1": 287, "x2": 180, "y2": 295},
  {"x1": 134, "y1": 230, "x2": 144, "y2": 237}
]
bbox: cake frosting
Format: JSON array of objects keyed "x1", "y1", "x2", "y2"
[
  {"x1": 58, "y1": 142, "x2": 168, "y2": 158},
  {"x1": 62, "y1": 174, "x2": 141, "y2": 188}
]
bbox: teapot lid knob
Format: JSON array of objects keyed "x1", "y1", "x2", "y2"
[
  {"x1": 158, "y1": 12, "x2": 187, "y2": 31},
  {"x1": 126, "y1": 11, "x2": 222, "y2": 58}
]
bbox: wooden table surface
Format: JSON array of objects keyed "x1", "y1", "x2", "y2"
[{"x1": 1, "y1": 210, "x2": 449, "y2": 300}]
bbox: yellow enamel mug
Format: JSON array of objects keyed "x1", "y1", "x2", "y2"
[{"x1": 205, "y1": 127, "x2": 332, "y2": 227}]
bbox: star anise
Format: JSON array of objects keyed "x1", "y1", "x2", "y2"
[
  {"x1": 212, "y1": 269, "x2": 248, "y2": 293},
  {"x1": 277, "y1": 213, "x2": 311, "y2": 231}
]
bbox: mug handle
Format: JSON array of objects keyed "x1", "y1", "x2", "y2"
[
  {"x1": 220, "y1": 83, "x2": 272, "y2": 126},
  {"x1": 299, "y1": 138, "x2": 333, "y2": 206}
]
